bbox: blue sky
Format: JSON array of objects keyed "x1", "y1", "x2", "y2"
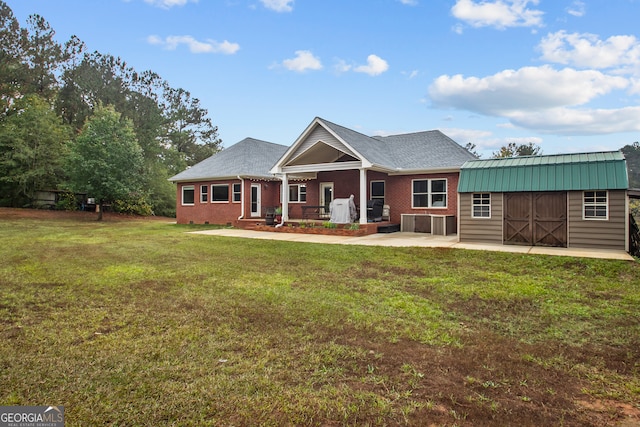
[{"x1": 8, "y1": 0, "x2": 640, "y2": 157}]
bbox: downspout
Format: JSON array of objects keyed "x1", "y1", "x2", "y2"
[
  {"x1": 275, "y1": 173, "x2": 288, "y2": 228},
  {"x1": 237, "y1": 176, "x2": 245, "y2": 221}
]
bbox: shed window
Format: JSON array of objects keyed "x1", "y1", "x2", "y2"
[
  {"x1": 583, "y1": 191, "x2": 608, "y2": 220},
  {"x1": 412, "y1": 179, "x2": 447, "y2": 208},
  {"x1": 472, "y1": 193, "x2": 491, "y2": 218},
  {"x1": 211, "y1": 184, "x2": 229, "y2": 202},
  {"x1": 182, "y1": 186, "x2": 195, "y2": 206}
]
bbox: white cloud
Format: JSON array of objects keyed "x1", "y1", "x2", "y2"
[
  {"x1": 260, "y1": 0, "x2": 294, "y2": 12},
  {"x1": 442, "y1": 127, "x2": 494, "y2": 146},
  {"x1": 428, "y1": 65, "x2": 636, "y2": 135},
  {"x1": 509, "y1": 106, "x2": 640, "y2": 135},
  {"x1": 566, "y1": 0, "x2": 586, "y2": 17},
  {"x1": 143, "y1": 0, "x2": 195, "y2": 8},
  {"x1": 398, "y1": 0, "x2": 418, "y2": 5},
  {"x1": 539, "y1": 31, "x2": 640, "y2": 70},
  {"x1": 451, "y1": 0, "x2": 544, "y2": 29},
  {"x1": 353, "y1": 54, "x2": 389, "y2": 76},
  {"x1": 429, "y1": 65, "x2": 628, "y2": 115},
  {"x1": 441, "y1": 127, "x2": 544, "y2": 155},
  {"x1": 147, "y1": 35, "x2": 240, "y2": 54},
  {"x1": 282, "y1": 50, "x2": 323, "y2": 72},
  {"x1": 403, "y1": 70, "x2": 419, "y2": 79},
  {"x1": 333, "y1": 59, "x2": 352, "y2": 74}
]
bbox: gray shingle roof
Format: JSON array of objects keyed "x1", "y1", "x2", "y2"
[
  {"x1": 320, "y1": 119, "x2": 391, "y2": 167},
  {"x1": 170, "y1": 118, "x2": 477, "y2": 182},
  {"x1": 319, "y1": 118, "x2": 476, "y2": 171},
  {"x1": 374, "y1": 130, "x2": 478, "y2": 170},
  {"x1": 169, "y1": 138, "x2": 288, "y2": 182}
]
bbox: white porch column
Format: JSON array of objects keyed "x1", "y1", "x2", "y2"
[
  {"x1": 281, "y1": 173, "x2": 289, "y2": 222},
  {"x1": 359, "y1": 168, "x2": 367, "y2": 225}
]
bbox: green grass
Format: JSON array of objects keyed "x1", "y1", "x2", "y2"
[{"x1": 1, "y1": 214, "x2": 639, "y2": 426}]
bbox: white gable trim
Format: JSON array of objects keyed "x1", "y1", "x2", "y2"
[
  {"x1": 271, "y1": 117, "x2": 371, "y2": 173},
  {"x1": 282, "y1": 161, "x2": 363, "y2": 174}
]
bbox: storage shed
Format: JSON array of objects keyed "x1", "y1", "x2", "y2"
[{"x1": 457, "y1": 152, "x2": 629, "y2": 250}]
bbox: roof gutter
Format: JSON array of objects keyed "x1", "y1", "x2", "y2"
[{"x1": 388, "y1": 166, "x2": 462, "y2": 175}]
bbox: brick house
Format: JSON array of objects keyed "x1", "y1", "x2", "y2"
[{"x1": 169, "y1": 117, "x2": 477, "y2": 231}]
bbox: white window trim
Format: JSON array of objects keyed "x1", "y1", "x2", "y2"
[
  {"x1": 471, "y1": 193, "x2": 491, "y2": 218},
  {"x1": 411, "y1": 178, "x2": 448, "y2": 209},
  {"x1": 181, "y1": 185, "x2": 195, "y2": 206},
  {"x1": 288, "y1": 183, "x2": 307, "y2": 203},
  {"x1": 583, "y1": 190, "x2": 609, "y2": 220},
  {"x1": 232, "y1": 183, "x2": 241, "y2": 203},
  {"x1": 200, "y1": 185, "x2": 208, "y2": 203},
  {"x1": 211, "y1": 184, "x2": 230, "y2": 203}
]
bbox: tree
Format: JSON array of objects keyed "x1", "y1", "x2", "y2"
[
  {"x1": 66, "y1": 104, "x2": 144, "y2": 220},
  {"x1": 0, "y1": 1, "x2": 29, "y2": 115},
  {"x1": 0, "y1": 94, "x2": 70, "y2": 206},
  {"x1": 57, "y1": 52, "x2": 131, "y2": 132},
  {"x1": 23, "y1": 14, "x2": 64, "y2": 101},
  {"x1": 621, "y1": 142, "x2": 640, "y2": 188},
  {"x1": 464, "y1": 142, "x2": 480, "y2": 158},
  {"x1": 162, "y1": 86, "x2": 222, "y2": 168},
  {"x1": 492, "y1": 142, "x2": 542, "y2": 158}
]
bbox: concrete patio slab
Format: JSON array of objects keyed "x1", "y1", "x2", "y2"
[{"x1": 189, "y1": 229, "x2": 634, "y2": 261}]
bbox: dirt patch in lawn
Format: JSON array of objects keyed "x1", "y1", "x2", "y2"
[
  {"x1": 0, "y1": 207, "x2": 172, "y2": 222},
  {"x1": 331, "y1": 327, "x2": 639, "y2": 427}
]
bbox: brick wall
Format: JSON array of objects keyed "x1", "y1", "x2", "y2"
[
  {"x1": 175, "y1": 179, "x2": 281, "y2": 224},
  {"x1": 385, "y1": 172, "x2": 460, "y2": 223},
  {"x1": 175, "y1": 171, "x2": 461, "y2": 225},
  {"x1": 310, "y1": 170, "x2": 460, "y2": 223}
]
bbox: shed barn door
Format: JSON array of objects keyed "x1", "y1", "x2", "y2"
[
  {"x1": 504, "y1": 193, "x2": 532, "y2": 245},
  {"x1": 504, "y1": 192, "x2": 567, "y2": 247},
  {"x1": 533, "y1": 192, "x2": 566, "y2": 247}
]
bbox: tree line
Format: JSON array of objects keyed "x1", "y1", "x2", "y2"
[{"x1": 0, "y1": 2, "x2": 222, "y2": 217}]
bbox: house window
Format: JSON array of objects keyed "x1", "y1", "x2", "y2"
[
  {"x1": 182, "y1": 186, "x2": 195, "y2": 205},
  {"x1": 412, "y1": 179, "x2": 447, "y2": 208},
  {"x1": 232, "y1": 183, "x2": 241, "y2": 203},
  {"x1": 211, "y1": 184, "x2": 229, "y2": 202},
  {"x1": 371, "y1": 181, "x2": 385, "y2": 203},
  {"x1": 584, "y1": 191, "x2": 608, "y2": 219},
  {"x1": 472, "y1": 193, "x2": 491, "y2": 218},
  {"x1": 200, "y1": 185, "x2": 208, "y2": 203},
  {"x1": 289, "y1": 184, "x2": 307, "y2": 203}
]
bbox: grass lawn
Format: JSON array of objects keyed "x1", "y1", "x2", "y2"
[{"x1": 0, "y1": 208, "x2": 639, "y2": 426}]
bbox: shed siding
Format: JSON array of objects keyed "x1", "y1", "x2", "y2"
[
  {"x1": 567, "y1": 190, "x2": 626, "y2": 250},
  {"x1": 458, "y1": 193, "x2": 503, "y2": 243}
]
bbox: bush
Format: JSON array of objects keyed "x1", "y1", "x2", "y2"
[
  {"x1": 55, "y1": 191, "x2": 79, "y2": 211},
  {"x1": 631, "y1": 199, "x2": 640, "y2": 221},
  {"x1": 113, "y1": 193, "x2": 154, "y2": 216}
]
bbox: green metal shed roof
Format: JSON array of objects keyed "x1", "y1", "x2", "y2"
[{"x1": 458, "y1": 151, "x2": 629, "y2": 193}]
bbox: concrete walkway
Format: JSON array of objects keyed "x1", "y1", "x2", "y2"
[{"x1": 190, "y1": 229, "x2": 634, "y2": 261}]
